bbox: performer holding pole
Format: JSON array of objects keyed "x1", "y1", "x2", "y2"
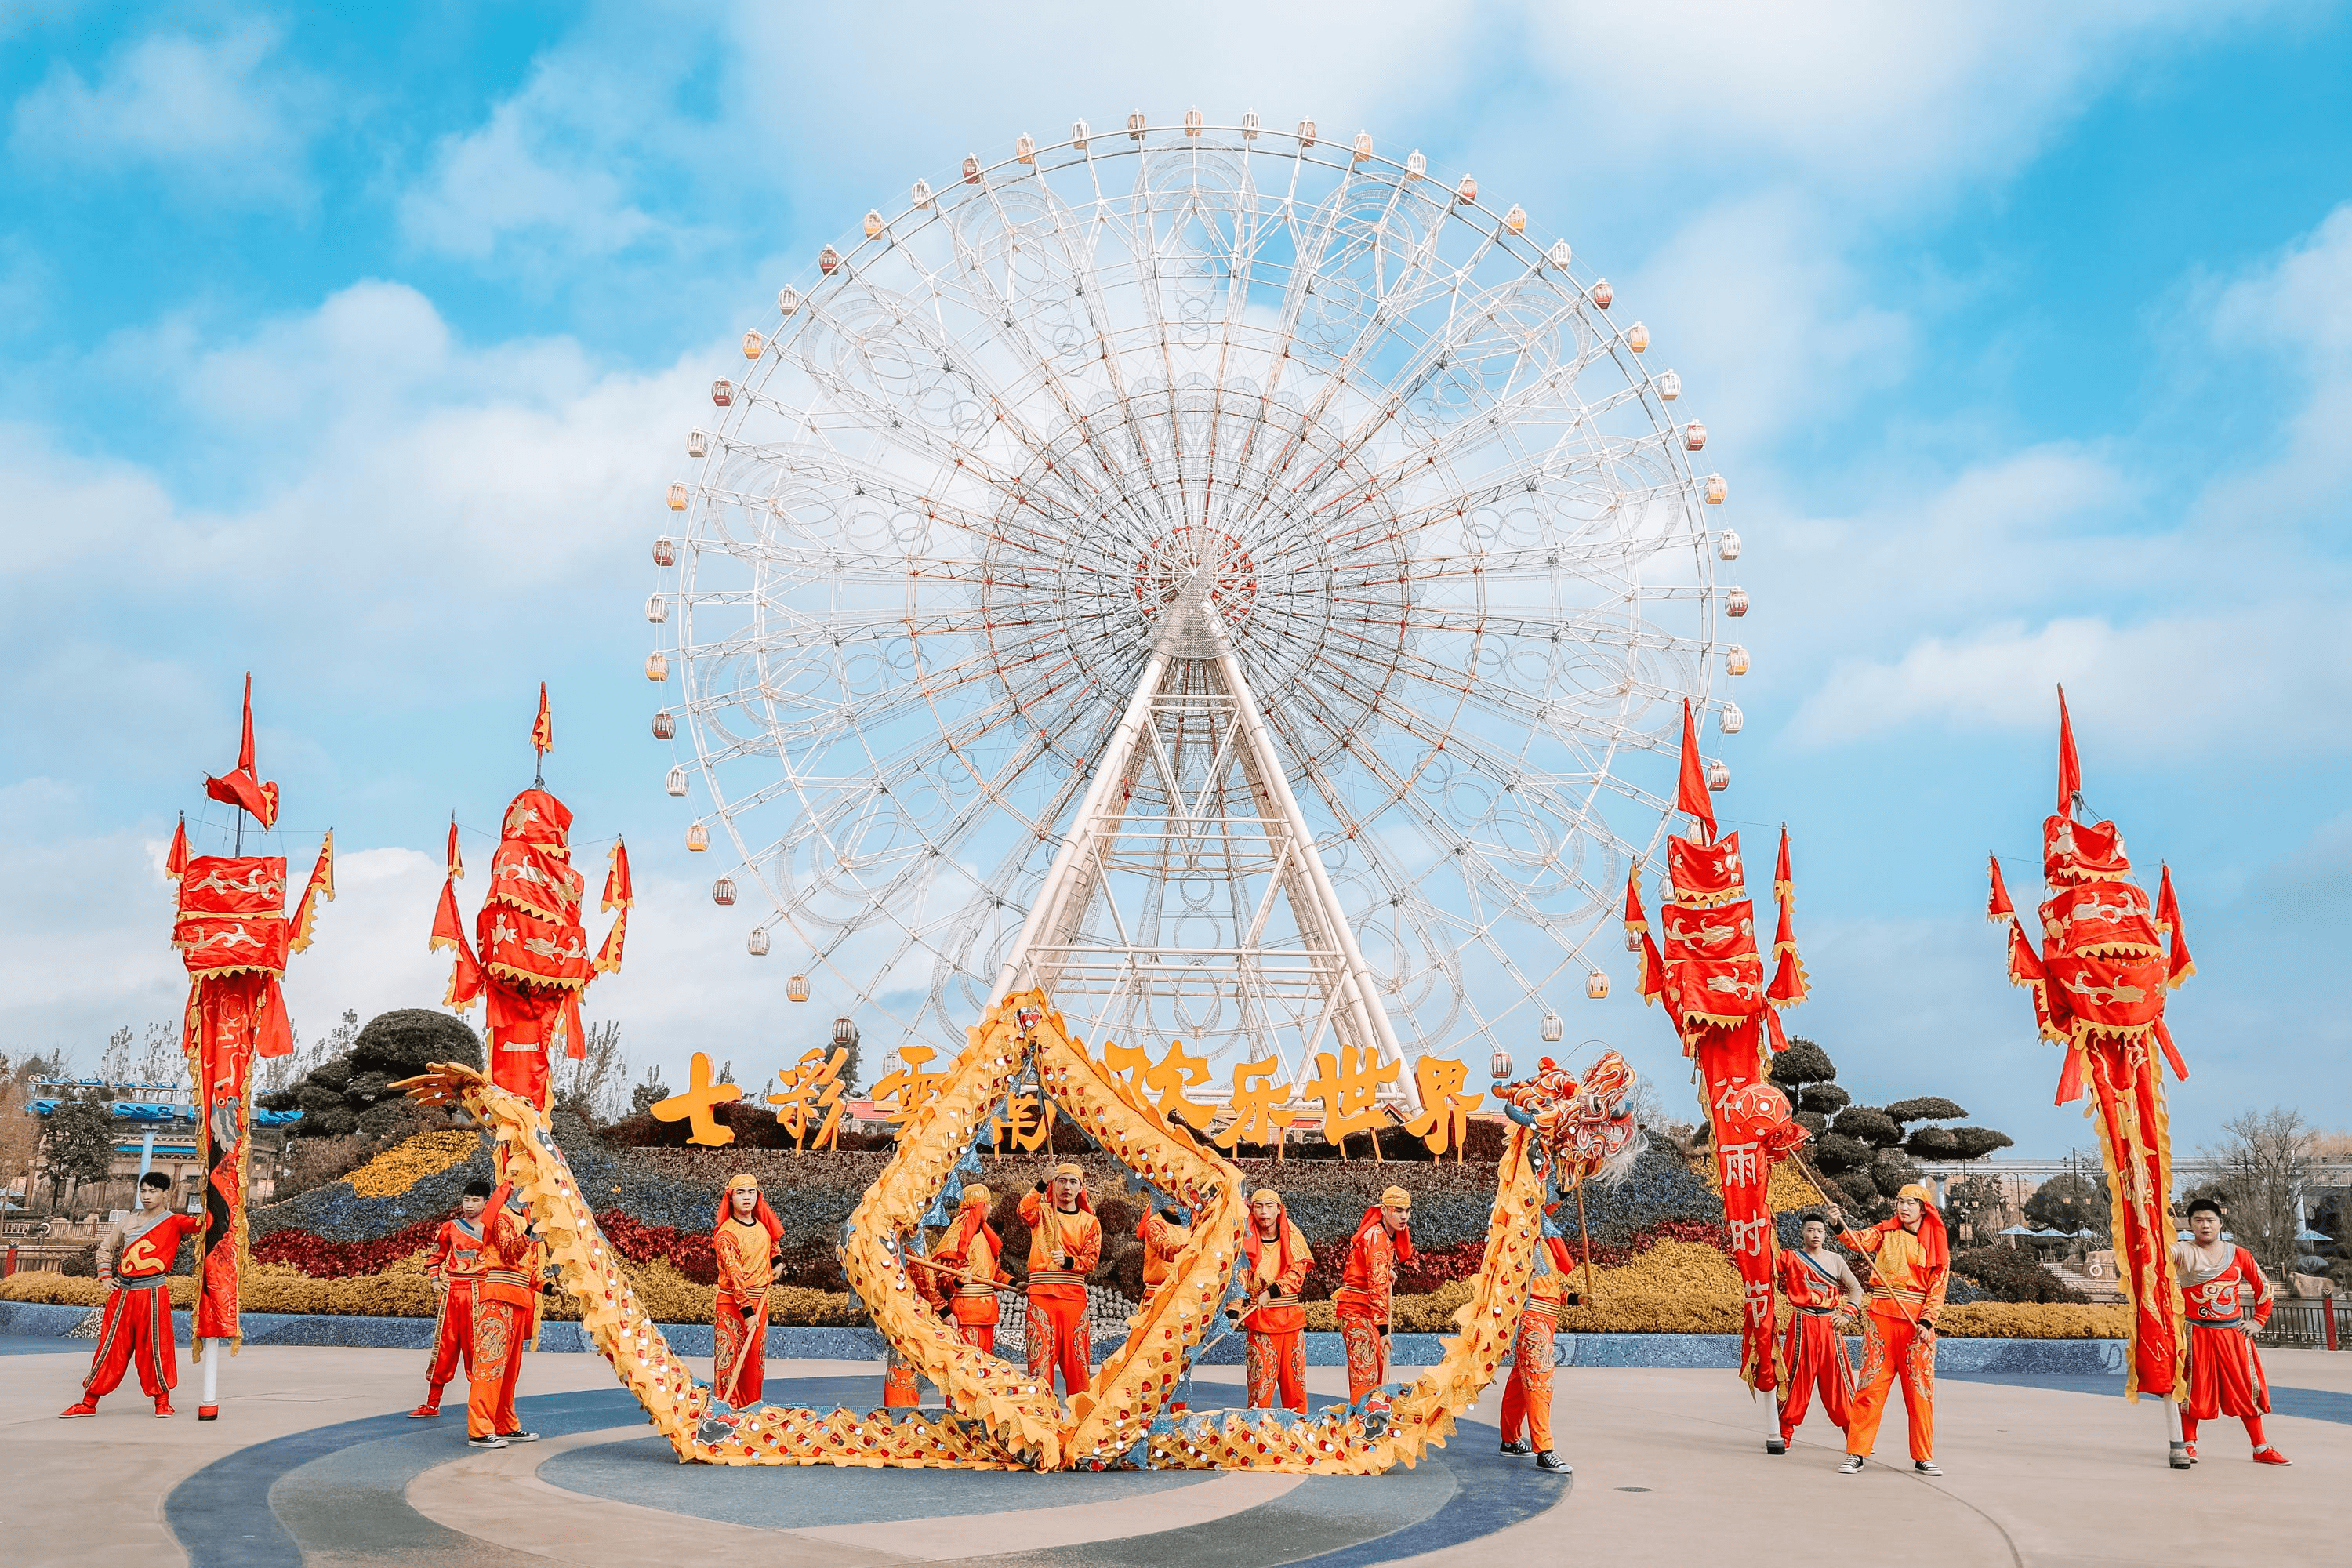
[
  {"x1": 1018, "y1": 1163, "x2": 1101, "y2": 1400},
  {"x1": 59, "y1": 1171, "x2": 199, "y2": 1420},
  {"x1": 409, "y1": 1179, "x2": 492, "y2": 1419},
  {"x1": 1829, "y1": 1188, "x2": 1947, "y2": 1475},
  {"x1": 713, "y1": 1174, "x2": 786, "y2": 1408},
  {"x1": 1238, "y1": 1189, "x2": 1313, "y2": 1414},
  {"x1": 465, "y1": 1181, "x2": 548, "y2": 1450},
  {"x1": 1772, "y1": 1209, "x2": 1863, "y2": 1454},
  {"x1": 927, "y1": 1186, "x2": 1007, "y2": 1353},
  {"x1": 1497, "y1": 1207, "x2": 1576, "y2": 1472},
  {"x1": 1135, "y1": 1201, "x2": 1191, "y2": 1316},
  {"x1": 1333, "y1": 1185, "x2": 1414, "y2": 1407},
  {"x1": 2173, "y1": 1198, "x2": 2290, "y2": 1467}
]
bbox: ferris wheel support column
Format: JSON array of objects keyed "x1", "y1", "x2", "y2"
[
  {"x1": 1202, "y1": 615, "x2": 1421, "y2": 1118},
  {"x1": 988, "y1": 647, "x2": 1171, "y2": 1010}
]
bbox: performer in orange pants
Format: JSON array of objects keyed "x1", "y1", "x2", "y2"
[
  {"x1": 1240, "y1": 1189, "x2": 1313, "y2": 1414},
  {"x1": 1018, "y1": 1163, "x2": 1101, "y2": 1400},
  {"x1": 1333, "y1": 1186, "x2": 1414, "y2": 1407},
  {"x1": 412, "y1": 1180, "x2": 492, "y2": 1418},
  {"x1": 933, "y1": 1185, "x2": 1007, "y2": 1355},
  {"x1": 713, "y1": 1174, "x2": 786, "y2": 1407},
  {"x1": 61, "y1": 1172, "x2": 199, "y2": 1420},
  {"x1": 1498, "y1": 1220, "x2": 1575, "y2": 1472},
  {"x1": 1773, "y1": 1210, "x2": 1863, "y2": 1453},
  {"x1": 2174, "y1": 1198, "x2": 2290, "y2": 1466},
  {"x1": 466, "y1": 1181, "x2": 546, "y2": 1450},
  {"x1": 1831, "y1": 1187, "x2": 1948, "y2": 1475}
]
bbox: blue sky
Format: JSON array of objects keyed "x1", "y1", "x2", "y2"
[{"x1": 4, "y1": 2, "x2": 2348, "y2": 1156}]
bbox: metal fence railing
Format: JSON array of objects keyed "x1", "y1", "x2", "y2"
[{"x1": 2255, "y1": 1298, "x2": 2347, "y2": 1352}]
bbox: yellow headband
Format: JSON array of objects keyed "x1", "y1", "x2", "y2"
[
  {"x1": 726, "y1": 1174, "x2": 760, "y2": 1192},
  {"x1": 1250, "y1": 1188, "x2": 1283, "y2": 1205},
  {"x1": 1054, "y1": 1162, "x2": 1084, "y2": 1179},
  {"x1": 1896, "y1": 1183, "x2": 1933, "y2": 1205},
  {"x1": 960, "y1": 1184, "x2": 992, "y2": 1209},
  {"x1": 1381, "y1": 1186, "x2": 1412, "y2": 1208}
]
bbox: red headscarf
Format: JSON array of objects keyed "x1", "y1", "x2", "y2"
[
  {"x1": 1353, "y1": 1205, "x2": 1414, "y2": 1265},
  {"x1": 1880, "y1": 1183, "x2": 1949, "y2": 1274},
  {"x1": 713, "y1": 1174, "x2": 785, "y2": 1250},
  {"x1": 942, "y1": 1185, "x2": 1000, "y2": 1265}
]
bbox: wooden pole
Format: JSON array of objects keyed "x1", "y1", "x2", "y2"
[{"x1": 1574, "y1": 1173, "x2": 1596, "y2": 1301}]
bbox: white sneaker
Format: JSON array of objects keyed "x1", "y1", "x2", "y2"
[
  {"x1": 1838, "y1": 1455, "x2": 1864, "y2": 1474},
  {"x1": 467, "y1": 1434, "x2": 510, "y2": 1450},
  {"x1": 1914, "y1": 1460, "x2": 1942, "y2": 1476}
]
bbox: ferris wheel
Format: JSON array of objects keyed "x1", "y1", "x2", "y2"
[{"x1": 648, "y1": 111, "x2": 1744, "y2": 1091}]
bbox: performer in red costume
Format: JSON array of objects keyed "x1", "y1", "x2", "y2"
[
  {"x1": 1831, "y1": 1187, "x2": 1948, "y2": 1475},
  {"x1": 1136, "y1": 1202, "x2": 1191, "y2": 1314},
  {"x1": 2173, "y1": 1197, "x2": 2289, "y2": 1467},
  {"x1": 1498, "y1": 1214, "x2": 1576, "y2": 1473},
  {"x1": 1772, "y1": 1210, "x2": 1863, "y2": 1454},
  {"x1": 713, "y1": 1174, "x2": 786, "y2": 1407},
  {"x1": 1239, "y1": 1189, "x2": 1313, "y2": 1414},
  {"x1": 1333, "y1": 1185, "x2": 1414, "y2": 1406},
  {"x1": 410, "y1": 1179, "x2": 493, "y2": 1419},
  {"x1": 465, "y1": 1182, "x2": 547, "y2": 1450},
  {"x1": 1018, "y1": 1163, "x2": 1101, "y2": 1400},
  {"x1": 60, "y1": 1171, "x2": 198, "y2": 1419},
  {"x1": 931, "y1": 1185, "x2": 1007, "y2": 1354}
]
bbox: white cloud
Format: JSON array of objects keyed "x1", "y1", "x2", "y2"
[
  {"x1": 8, "y1": 22, "x2": 313, "y2": 200},
  {"x1": 1511, "y1": 1, "x2": 2276, "y2": 199},
  {"x1": 400, "y1": 85, "x2": 662, "y2": 261}
]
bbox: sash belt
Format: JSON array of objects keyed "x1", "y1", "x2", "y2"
[
  {"x1": 1027, "y1": 1270, "x2": 1087, "y2": 1287},
  {"x1": 2189, "y1": 1314, "x2": 2244, "y2": 1327}
]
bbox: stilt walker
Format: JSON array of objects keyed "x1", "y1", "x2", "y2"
[
  {"x1": 431, "y1": 685, "x2": 629, "y2": 1126},
  {"x1": 1623, "y1": 704, "x2": 1811, "y2": 1408},
  {"x1": 171, "y1": 673, "x2": 336, "y2": 1419},
  {"x1": 1986, "y1": 688, "x2": 2194, "y2": 1466}
]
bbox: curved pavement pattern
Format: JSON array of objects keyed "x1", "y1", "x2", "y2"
[{"x1": 164, "y1": 1377, "x2": 1568, "y2": 1568}]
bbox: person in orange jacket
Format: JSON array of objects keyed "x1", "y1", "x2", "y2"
[
  {"x1": 1136, "y1": 1202, "x2": 1192, "y2": 1312},
  {"x1": 1498, "y1": 1207, "x2": 1577, "y2": 1472},
  {"x1": 409, "y1": 1179, "x2": 493, "y2": 1419},
  {"x1": 465, "y1": 1181, "x2": 550, "y2": 1450},
  {"x1": 1332, "y1": 1185, "x2": 1414, "y2": 1406},
  {"x1": 1018, "y1": 1163, "x2": 1101, "y2": 1400},
  {"x1": 1239, "y1": 1189, "x2": 1314, "y2": 1414},
  {"x1": 930, "y1": 1185, "x2": 1008, "y2": 1355},
  {"x1": 712, "y1": 1174, "x2": 786, "y2": 1408},
  {"x1": 1830, "y1": 1186, "x2": 1948, "y2": 1475}
]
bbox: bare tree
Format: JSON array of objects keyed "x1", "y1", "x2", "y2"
[
  {"x1": 135, "y1": 1022, "x2": 185, "y2": 1094},
  {"x1": 556, "y1": 1020, "x2": 630, "y2": 1123},
  {"x1": 100, "y1": 1026, "x2": 134, "y2": 1084},
  {"x1": 2200, "y1": 1106, "x2": 2313, "y2": 1283}
]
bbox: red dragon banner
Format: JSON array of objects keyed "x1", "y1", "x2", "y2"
[
  {"x1": 172, "y1": 675, "x2": 335, "y2": 1354},
  {"x1": 432, "y1": 691, "x2": 627, "y2": 1112},
  {"x1": 1987, "y1": 690, "x2": 2188, "y2": 1402},
  {"x1": 1624, "y1": 701, "x2": 1809, "y2": 1391}
]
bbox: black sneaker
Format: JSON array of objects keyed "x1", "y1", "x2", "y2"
[
  {"x1": 1914, "y1": 1460, "x2": 1941, "y2": 1476},
  {"x1": 499, "y1": 1430, "x2": 542, "y2": 1443},
  {"x1": 467, "y1": 1435, "x2": 510, "y2": 1450},
  {"x1": 1838, "y1": 1455, "x2": 1864, "y2": 1474},
  {"x1": 1766, "y1": 1437, "x2": 1787, "y2": 1454},
  {"x1": 1534, "y1": 1450, "x2": 1570, "y2": 1473},
  {"x1": 1499, "y1": 1439, "x2": 1533, "y2": 1456}
]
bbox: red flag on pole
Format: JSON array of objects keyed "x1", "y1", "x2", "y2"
[
  {"x1": 2056, "y1": 685, "x2": 2080, "y2": 818},
  {"x1": 531, "y1": 683, "x2": 553, "y2": 757},
  {"x1": 1674, "y1": 699, "x2": 1716, "y2": 842},
  {"x1": 167, "y1": 815, "x2": 189, "y2": 880},
  {"x1": 1987, "y1": 854, "x2": 2015, "y2": 921},
  {"x1": 2157, "y1": 864, "x2": 2194, "y2": 988},
  {"x1": 445, "y1": 815, "x2": 463, "y2": 881},
  {"x1": 204, "y1": 673, "x2": 281, "y2": 830}
]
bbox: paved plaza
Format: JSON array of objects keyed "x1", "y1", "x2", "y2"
[{"x1": 3, "y1": 1339, "x2": 2344, "y2": 1566}]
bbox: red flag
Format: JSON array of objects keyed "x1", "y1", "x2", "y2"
[
  {"x1": 2056, "y1": 685, "x2": 2081, "y2": 818},
  {"x1": 593, "y1": 908, "x2": 629, "y2": 975},
  {"x1": 288, "y1": 832, "x2": 335, "y2": 954},
  {"x1": 1675, "y1": 699, "x2": 1717, "y2": 842},
  {"x1": 2156, "y1": 864, "x2": 2194, "y2": 988},
  {"x1": 430, "y1": 878, "x2": 467, "y2": 953},
  {"x1": 1987, "y1": 854, "x2": 2015, "y2": 921},
  {"x1": 532, "y1": 683, "x2": 553, "y2": 756},
  {"x1": 601, "y1": 837, "x2": 633, "y2": 913},
  {"x1": 1622, "y1": 868, "x2": 1666, "y2": 1005},
  {"x1": 204, "y1": 673, "x2": 281, "y2": 829},
  {"x1": 445, "y1": 935, "x2": 484, "y2": 1011},
  {"x1": 166, "y1": 815, "x2": 189, "y2": 880},
  {"x1": 1772, "y1": 825, "x2": 1793, "y2": 908},
  {"x1": 445, "y1": 815, "x2": 464, "y2": 880}
]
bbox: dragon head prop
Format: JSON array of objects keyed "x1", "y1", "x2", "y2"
[{"x1": 1494, "y1": 1049, "x2": 1649, "y2": 1188}]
